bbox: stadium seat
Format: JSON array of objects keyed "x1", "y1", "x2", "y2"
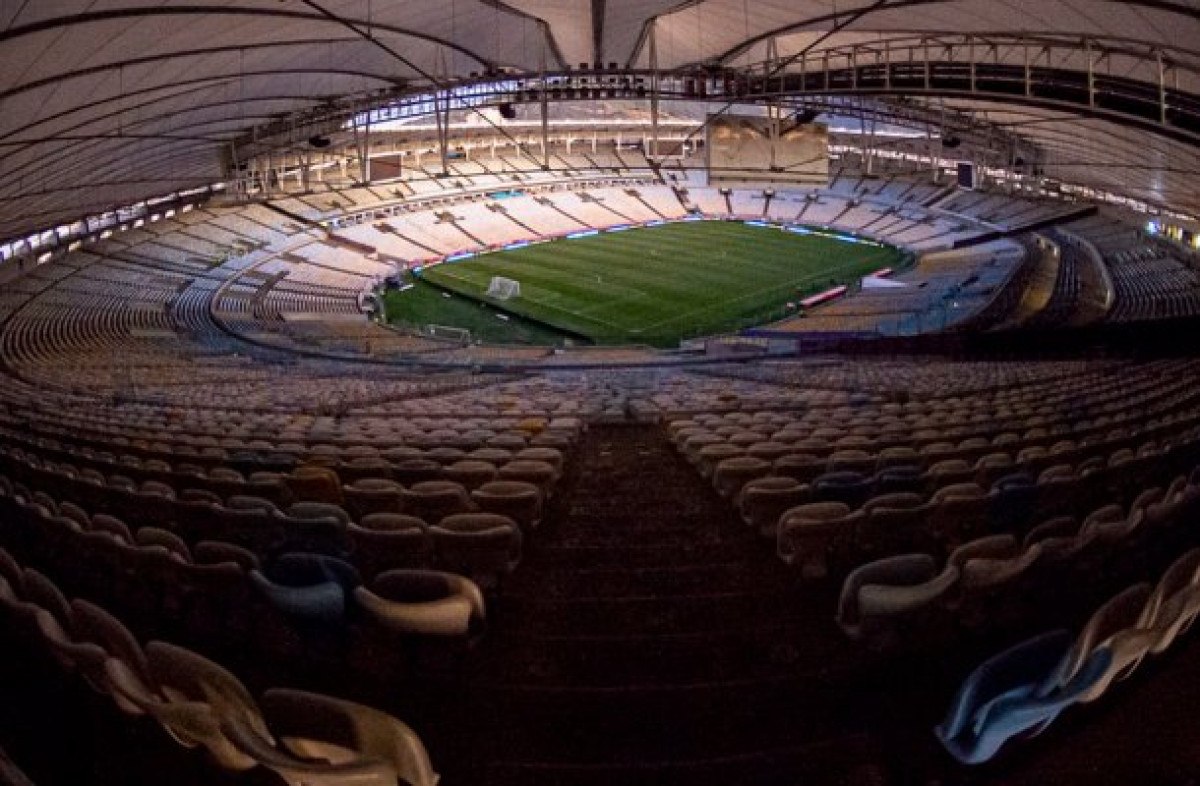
[
  {"x1": 429, "y1": 512, "x2": 522, "y2": 586},
  {"x1": 470, "y1": 481, "x2": 544, "y2": 530},
  {"x1": 935, "y1": 629, "x2": 1113, "y2": 764},
  {"x1": 354, "y1": 570, "x2": 485, "y2": 638},
  {"x1": 777, "y1": 502, "x2": 863, "y2": 580}
]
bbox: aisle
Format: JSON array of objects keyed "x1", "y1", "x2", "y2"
[{"x1": 441, "y1": 423, "x2": 886, "y2": 786}]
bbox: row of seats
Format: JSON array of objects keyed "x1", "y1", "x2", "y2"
[
  {"x1": 0, "y1": 547, "x2": 440, "y2": 785},
  {"x1": 0, "y1": 487, "x2": 490, "y2": 646},
  {"x1": 1, "y1": 456, "x2": 533, "y2": 587},
  {"x1": 771, "y1": 432, "x2": 1194, "y2": 581},
  {"x1": 935, "y1": 545, "x2": 1200, "y2": 763},
  {"x1": 835, "y1": 468, "x2": 1199, "y2": 650}
]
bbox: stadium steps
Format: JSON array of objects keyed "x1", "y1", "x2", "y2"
[
  {"x1": 436, "y1": 423, "x2": 940, "y2": 786},
  {"x1": 446, "y1": 219, "x2": 488, "y2": 249},
  {"x1": 536, "y1": 197, "x2": 589, "y2": 231},
  {"x1": 630, "y1": 191, "x2": 669, "y2": 221},
  {"x1": 376, "y1": 222, "x2": 445, "y2": 257},
  {"x1": 496, "y1": 207, "x2": 542, "y2": 238},
  {"x1": 589, "y1": 196, "x2": 637, "y2": 225},
  {"x1": 921, "y1": 186, "x2": 958, "y2": 208}
]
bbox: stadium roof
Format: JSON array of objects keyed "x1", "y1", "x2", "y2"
[{"x1": 1, "y1": 1, "x2": 1198, "y2": 241}]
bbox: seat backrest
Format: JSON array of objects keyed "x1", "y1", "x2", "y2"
[
  {"x1": 261, "y1": 688, "x2": 439, "y2": 786},
  {"x1": 1046, "y1": 583, "x2": 1153, "y2": 692},
  {"x1": 21, "y1": 568, "x2": 71, "y2": 623},
  {"x1": 837, "y1": 554, "x2": 936, "y2": 627},
  {"x1": 193, "y1": 540, "x2": 261, "y2": 571},
  {"x1": 947, "y1": 534, "x2": 1018, "y2": 571},
  {"x1": 145, "y1": 641, "x2": 269, "y2": 739},
  {"x1": 70, "y1": 598, "x2": 151, "y2": 684}
]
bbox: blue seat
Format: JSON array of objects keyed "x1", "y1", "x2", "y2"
[
  {"x1": 935, "y1": 629, "x2": 1113, "y2": 764},
  {"x1": 250, "y1": 553, "x2": 361, "y2": 624},
  {"x1": 812, "y1": 470, "x2": 873, "y2": 509}
]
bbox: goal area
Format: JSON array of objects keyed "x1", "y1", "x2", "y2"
[{"x1": 486, "y1": 276, "x2": 521, "y2": 300}]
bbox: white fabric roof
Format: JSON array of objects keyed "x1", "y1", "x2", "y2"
[{"x1": 0, "y1": 1, "x2": 1196, "y2": 240}]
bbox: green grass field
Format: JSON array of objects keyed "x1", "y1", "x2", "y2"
[{"x1": 396, "y1": 221, "x2": 904, "y2": 347}]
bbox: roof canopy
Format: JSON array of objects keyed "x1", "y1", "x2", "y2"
[{"x1": 1, "y1": 1, "x2": 1197, "y2": 240}]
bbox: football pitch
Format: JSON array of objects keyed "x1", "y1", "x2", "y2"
[{"x1": 403, "y1": 221, "x2": 904, "y2": 347}]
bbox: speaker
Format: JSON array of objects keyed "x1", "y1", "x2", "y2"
[
  {"x1": 499, "y1": 103, "x2": 517, "y2": 119},
  {"x1": 308, "y1": 135, "x2": 331, "y2": 149},
  {"x1": 941, "y1": 134, "x2": 961, "y2": 149}
]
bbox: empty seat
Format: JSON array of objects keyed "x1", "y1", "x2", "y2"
[
  {"x1": 260, "y1": 688, "x2": 440, "y2": 786},
  {"x1": 429, "y1": 513, "x2": 522, "y2": 587},
  {"x1": 354, "y1": 570, "x2": 485, "y2": 637},
  {"x1": 935, "y1": 629, "x2": 1113, "y2": 764},
  {"x1": 854, "y1": 492, "x2": 929, "y2": 559},
  {"x1": 777, "y1": 502, "x2": 862, "y2": 580},
  {"x1": 836, "y1": 554, "x2": 958, "y2": 648},
  {"x1": 286, "y1": 466, "x2": 343, "y2": 504},
  {"x1": 250, "y1": 554, "x2": 361, "y2": 624},
  {"x1": 712, "y1": 456, "x2": 771, "y2": 501},
  {"x1": 1145, "y1": 549, "x2": 1200, "y2": 654},
  {"x1": 193, "y1": 541, "x2": 261, "y2": 571},
  {"x1": 402, "y1": 481, "x2": 474, "y2": 524},
  {"x1": 496, "y1": 460, "x2": 557, "y2": 498},
  {"x1": 739, "y1": 476, "x2": 809, "y2": 539},
  {"x1": 349, "y1": 514, "x2": 435, "y2": 579},
  {"x1": 1042, "y1": 583, "x2": 1156, "y2": 704},
  {"x1": 442, "y1": 460, "x2": 498, "y2": 491},
  {"x1": 344, "y1": 478, "x2": 406, "y2": 519},
  {"x1": 470, "y1": 481, "x2": 543, "y2": 531}
]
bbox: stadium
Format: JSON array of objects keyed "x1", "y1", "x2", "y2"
[{"x1": 0, "y1": 2, "x2": 1199, "y2": 785}]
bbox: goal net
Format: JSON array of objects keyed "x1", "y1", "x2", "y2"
[
  {"x1": 426, "y1": 324, "x2": 471, "y2": 344},
  {"x1": 486, "y1": 276, "x2": 521, "y2": 300}
]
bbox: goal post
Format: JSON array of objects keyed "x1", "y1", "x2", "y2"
[
  {"x1": 486, "y1": 276, "x2": 521, "y2": 300},
  {"x1": 426, "y1": 324, "x2": 471, "y2": 344}
]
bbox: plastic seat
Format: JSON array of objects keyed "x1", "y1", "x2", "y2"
[
  {"x1": 874, "y1": 465, "x2": 926, "y2": 497},
  {"x1": 344, "y1": 478, "x2": 405, "y2": 519},
  {"x1": 777, "y1": 502, "x2": 863, "y2": 580},
  {"x1": 286, "y1": 466, "x2": 343, "y2": 504},
  {"x1": 772, "y1": 453, "x2": 825, "y2": 484},
  {"x1": 193, "y1": 541, "x2": 261, "y2": 572},
  {"x1": 712, "y1": 456, "x2": 772, "y2": 501},
  {"x1": 496, "y1": 460, "x2": 557, "y2": 498},
  {"x1": 738, "y1": 476, "x2": 809, "y2": 539},
  {"x1": 935, "y1": 629, "x2": 1112, "y2": 764},
  {"x1": 837, "y1": 554, "x2": 959, "y2": 647},
  {"x1": 142, "y1": 641, "x2": 396, "y2": 782},
  {"x1": 279, "y1": 502, "x2": 352, "y2": 554},
  {"x1": 1145, "y1": 549, "x2": 1200, "y2": 654},
  {"x1": 136, "y1": 527, "x2": 192, "y2": 562},
  {"x1": 349, "y1": 514, "x2": 434, "y2": 579},
  {"x1": 250, "y1": 554, "x2": 361, "y2": 624},
  {"x1": 260, "y1": 688, "x2": 440, "y2": 786},
  {"x1": 354, "y1": 569, "x2": 485, "y2": 638},
  {"x1": 928, "y1": 482, "x2": 989, "y2": 545},
  {"x1": 513, "y1": 447, "x2": 564, "y2": 478},
  {"x1": 696, "y1": 443, "x2": 744, "y2": 479},
  {"x1": 811, "y1": 470, "x2": 872, "y2": 509},
  {"x1": 854, "y1": 493, "x2": 929, "y2": 558},
  {"x1": 393, "y1": 459, "x2": 444, "y2": 488},
  {"x1": 429, "y1": 513, "x2": 522, "y2": 586},
  {"x1": 1042, "y1": 583, "x2": 1156, "y2": 704},
  {"x1": 442, "y1": 460, "x2": 498, "y2": 491},
  {"x1": 69, "y1": 598, "x2": 154, "y2": 714},
  {"x1": 402, "y1": 481, "x2": 474, "y2": 524},
  {"x1": 470, "y1": 481, "x2": 544, "y2": 531}
]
